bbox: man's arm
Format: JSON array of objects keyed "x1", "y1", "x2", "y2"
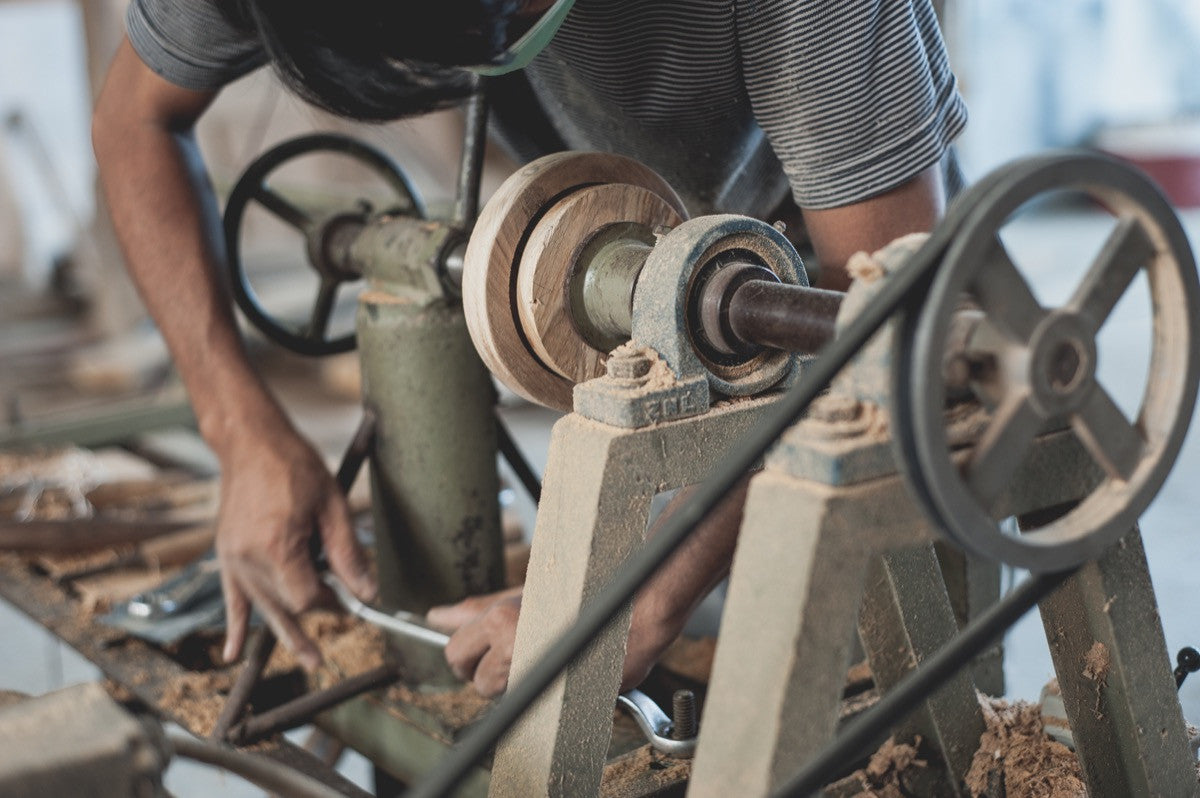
[
  {"x1": 93, "y1": 39, "x2": 377, "y2": 669},
  {"x1": 803, "y1": 163, "x2": 945, "y2": 289}
]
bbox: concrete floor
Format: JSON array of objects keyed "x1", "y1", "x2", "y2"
[{"x1": 3, "y1": 200, "x2": 1200, "y2": 792}]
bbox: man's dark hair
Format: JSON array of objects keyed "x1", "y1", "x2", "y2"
[{"x1": 218, "y1": 0, "x2": 523, "y2": 121}]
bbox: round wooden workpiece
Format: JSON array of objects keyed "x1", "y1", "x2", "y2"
[
  {"x1": 462, "y1": 152, "x2": 687, "y2": 411},
  {"x1": 516, "y1": 183, "x2": 685, "y2": 386}
]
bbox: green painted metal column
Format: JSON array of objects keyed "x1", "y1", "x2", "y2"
[{"x1": 352, "y1": 220, "x2": 505, "y2": 681}]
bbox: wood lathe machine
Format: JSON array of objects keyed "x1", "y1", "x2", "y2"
[{"x1": 4, "y1": 93, "x2": 1200, "y2": 798}]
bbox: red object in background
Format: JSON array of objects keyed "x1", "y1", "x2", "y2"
[{"x1": 1095, "y1": 121, "x2": 1200, "y2": 209}]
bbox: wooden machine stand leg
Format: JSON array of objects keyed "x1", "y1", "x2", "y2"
[
  {"x1": 489, "y1": 400, "x2": 774, "y2": 798},
  {"x1": 859, "y1": 546, "x2": 983, "y2": 792},
  {"x1": 1038, "y1": 526, "x2": 1198, "y2": 797},
  {"x1": 689, "y1": 469, "x2": 984, "y2": 797}
]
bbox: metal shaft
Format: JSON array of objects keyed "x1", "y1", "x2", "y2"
[
  {"x1": 577, "y1": 235, "x2": 845, "y2": 358},
  {"x1": 726, "y1": 280, "x2": 843, "y2": 355}
]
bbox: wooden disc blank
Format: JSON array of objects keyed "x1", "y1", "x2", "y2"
[
  {"x1": 462, "y1": 153, "x2": 687, "y2": 411},
  {"x1": 516, "y1": 183, "x2": 685, "y2": 385}
]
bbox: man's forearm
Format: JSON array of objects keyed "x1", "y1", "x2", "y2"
[
  {"x1": 93, "y1": 42, "x2": 290, "y2": 457},
  {"x1": 632, "y1": 477, "x2": 751, "y2": 632}
]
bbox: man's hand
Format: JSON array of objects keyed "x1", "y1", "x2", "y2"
[
  {"x1": 428, "y1": 586, "x2": 684, "y2": 697},
  {"x1": 430, "y1": 589, "x2": 522, "y2": 697},
  {"x1": 216, "y1": 424, "x2": 377, "y2": 671},
  {"x1": 428, "y1": 479, "x2": 751, "y2": 697}
]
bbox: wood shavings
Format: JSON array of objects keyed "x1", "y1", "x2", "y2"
[
  {"x1": 265, "y1": 611, "x2": 387, "y2": 685},
  {"x1": 835, "y1": 736, "x2": 927, "y2": 798},
  {"x1": 599, "y1": 744, "x2": 690, "y2": 798},
  {"x1": 1082, "y1": 642, "x2": 1110, "y2": 685},
  {"x1": 965, "y1": 695, "x2": 1087, "y2": 798},
  {"x1": 846, "y1": 250, "x2": 885, "y2": 284},
  {"x1": 386, "y1": 683, "x2": 492, "y2": 730},
  {"x1": 159, "y1": 670, "x2": 236, "y2": 738}
]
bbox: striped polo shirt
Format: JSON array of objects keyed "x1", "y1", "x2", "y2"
[{"x1": 126, "y1": 0, "x2": 966, "y2": 217}]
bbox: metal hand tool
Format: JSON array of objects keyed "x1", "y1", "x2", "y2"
[
  {"x1": 126, "y1": 553, "x2": 221, "y2": 619},
  {"x1": 325, "y1": 570, "x2": 699, "y2": 757},
  {"x1": 322, "y1": 572, "x2": 450, "y2": 649}
]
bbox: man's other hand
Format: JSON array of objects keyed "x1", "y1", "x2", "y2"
[{"x1": 216, "y1": 427, "x2": 377, "y2": 670}]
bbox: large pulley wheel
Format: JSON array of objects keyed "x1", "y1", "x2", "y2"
[
  {"x1": 894, "y1": 152, "x2": 1200, "y2": 571},
  {"x1": 463, "y1": 152, "x2": 687, "y2": 410},
  {"x1": 223, "y1": 133, "x2": 425, "y2": 356}
]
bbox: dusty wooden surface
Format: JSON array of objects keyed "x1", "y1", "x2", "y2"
[{"x1": 0, "y1": 552, "x2": 374, "y2": 798}]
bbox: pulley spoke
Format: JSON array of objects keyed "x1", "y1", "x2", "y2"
[
  {"x1": 254, "y1": 184, "x2": 312, "y2": 230},
  {"x1": 1068, "y1": 216, "x2": 1156, "y2": 334},
  {"x1": 964, "y1": 393, "x2": 1042, "y2": 511},
  {"x1": 968, "y1": 237, "x2": 1046, "y2": 343},
  {"x1": 1071, "y1": 385, "x2": 1145, "y2": 481},
  {"x1": 305, "y1": 280, "x2": 339, "y2": 341}
]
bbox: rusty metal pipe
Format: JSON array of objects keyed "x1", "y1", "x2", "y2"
[
  {"x1": 694, "y1": 260, "x2": 844, "y2": 357},
  {"x1": 212, "y1": 626, "x2": 278, "y2": 742},
  {"x1": 727, "y1": 279, "x2": 843, "y2": 355},
  {"x1": 229, "y1": 663, "x2": 401, "y2": 745}
]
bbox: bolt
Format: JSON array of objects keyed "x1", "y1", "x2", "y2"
[
  {"x1": 672, "y1": 689, "x2": 698, "y2": 741},
  {"x1": 607, "y1": 350, "x2": 653, "y2": 381},
  {"x1": 772, "y1": 220, "x2": 787, "y2": 234},
  {"x1": 807, "y1": 394, "x2": 861, "y2": 424},
  {"x1": 652, "y1": 224, "x2": 674, "y2": 242},
  {"x1": 1175, "y1": 647, "x2": 1200, "y2": 689}
]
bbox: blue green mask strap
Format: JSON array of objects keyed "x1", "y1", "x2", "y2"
[{"x1": 468, "y1": 0, "x2": 576, "y2": 76}]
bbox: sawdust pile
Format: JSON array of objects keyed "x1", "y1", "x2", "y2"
[
  {"x1": 160, "y1": 670, "x2": 236, "y2": 737},
  {"x1": 158, "y1": 613, "x2": 387, "y2": 736},
  {"x1": 840, "y1": 736, "x2": 927, "y2": 798},
  {"x1": 965, "y1": 696, "x2": 1087, "y2": 798},
  {"x1": 387, "y1": 683, "x2": 492, "y2": 730},
  {"x1": 266, "y1": 611, "x2": 388, "y2": 684},
  {"x1": 599, "y1": 743, "x2": 691, "y2": 795}
]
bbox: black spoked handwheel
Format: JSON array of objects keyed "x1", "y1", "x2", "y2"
[
  {"x1": 893, "y1": 151, "x2": 1200, "y2": 571},
  {"x1": 223, "y1": 133, "x2": 426, "y2": 356}
]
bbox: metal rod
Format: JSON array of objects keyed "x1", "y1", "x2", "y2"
[
  {"x1": 402, "y1": 205, "x2": 953, "y2": 798},
  {"x1": 772, "y1": 568, "x2": 1076, "y2": 797},
  {"x1": 727, "y1": 280, "x2": 844, "y2": 355},
  {"x1": 496, "y1": 416, "x2": 543, "y2": 505},
  {"x1": 452, "y1": 87, "x2": 489, "y2": 228},
  {"x1": 212, "y1": 625, "x2": 277, "y2": 742},
  {"x1": 335, "y1": 408, "x2": 377, "y2": 494},
  {"x1": 170, "y1": 729, "x2": 356, "y2": 798},
  {"x1": 229, "y1": 663, "x2": 402, "y2": 745}
]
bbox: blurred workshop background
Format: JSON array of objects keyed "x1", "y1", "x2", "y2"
[{"x1": 3, "y1": 0, "x2": 1200, "y2": 794}]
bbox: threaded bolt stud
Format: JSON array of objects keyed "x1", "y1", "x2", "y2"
[{"x1": 672, "y1": 689, "x2": 697, "y2": 741}]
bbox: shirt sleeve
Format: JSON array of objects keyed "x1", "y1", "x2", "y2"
[
  {"x1": 126, "y1": 0, "x2": 267, "y2": 91},
  {"x1": 736, "y1": 0, "x2": 968, "y2": 209}
]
